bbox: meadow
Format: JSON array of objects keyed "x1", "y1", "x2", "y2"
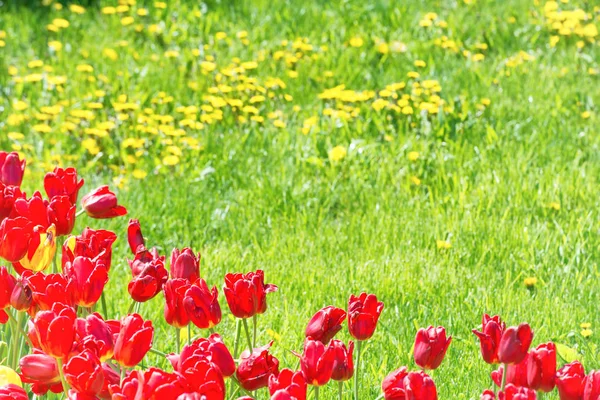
[{"x1": 0, "y1": 0, "x2": 599, "y2": 398}]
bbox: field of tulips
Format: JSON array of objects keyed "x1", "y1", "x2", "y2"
[{"x1": 1, "y1": 0, "x2": 600, "y2": 399}]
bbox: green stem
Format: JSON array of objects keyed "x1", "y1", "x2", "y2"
[
  {"x1": 188, "y1": 324, "x2": 192, "y2": 346},
  {"x1": 500, "y1": 363, "x2": 507, "y2": 392},
  {"x1": 339, "y1": 381, "x2": 344, "y2": 400},
  {"x1": 228, "y1": 384, "x2": 240, "y2": 400},
  {"x1": 354, "y1": 340, "x2": 363, "y2": 400},
  {"x1": 101, "y1": 293, "x2": 108, "y2": 317},
  {"x1": 127, "y1": 299, "x2": 137, "y2": 315},
  {"x1": 56, "y1": 357, "x2": 70, "y2": 394},
  {"x1": 231, "y1": 375, "x2": 254, "y2": 397},
  {"x1": 75, "y1": 209, "x2": 86, "y2": 217},
  {"x1": 7, "y1": 311, "x2": 31, "y2": 347},
  {"x1": 252, "y1": 314, "x2": 257, "y2": 348},
  {"x1": 315, "y1": 385, "x2": 320, "y2": 400},
  {"x1": 209, "y1": 327, "x2": 216, "y2": 335},
  {"x1": 233, "y1": 319, "x2": 242, "y2": 358},
  {"x1": 242, "y1": 318, "x2": 253, "y2": 352},
  {"x1": 120, "y1": 366, "x2": 127, "y2": 384},
  {"x1": 176, "y1": 327, "x2": 181, "y2": 353},
  {"x1": 52, "y1": 241, "x2": 59, "y2": 274},
  {"x1": 148, "y1": 348, "x2": 167, "y2": 357}
]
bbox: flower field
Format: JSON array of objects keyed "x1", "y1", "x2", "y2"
[{"x1": 0, "y1": 0, "x2": 599, "y2": 398}]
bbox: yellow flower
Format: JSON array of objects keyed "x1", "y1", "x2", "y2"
[
  {"x1": 103, "y1": 48, "x2": 118, "y2": 61},
  {"x1": 349, "y1": 37, "x2": 364, "y2": 47},
  {"x1": 53, "y1": 18, "x2": 70, "y2": 28},
  {"x1": 163, "y1": 155, "x2": 180, "y2": 166},
  {"x1": 215, "y1": 32, "x2": 227, "y2": 40},
  {"x1": 0, "y1": 366, "x2": 22, "y2": 387},
  {"x1": 524, "y1": 277, "x2": 537, "y2": 287},
  {"x1": 581, "y1": 329, "x2": 593, "y2": 338},
  {"x1": 581, "y1": 111, "x2": 591, "y2": 119},
  {"x1": 581, "y1": 322, "x2": 592, "y2": 329},
  {"x1": 328, "y1": 146, "x2": 347, "y2": 162},
  {"x1": 132, "y1": 169, "x2": 148, "y2": 179},
  {"x1": 408, "y1": 151, "x2": 420, "y2": 161},
  {"x1": 69, "y1": 4, "x2": 85, "y2": 14},
  {"x1": 436, "y1": 240, "x2": 451, "y2": 249},
  {"x1": 410, "y1": 176, "x2": 421, "y2": 185},
  {"x1": 13, "y1": 100, "x2": 28, "y2": 111},
  {"x1": 121, "y1": 16, "x2": 135, "y2": 26},
  {"x1": 414, "y1": 60, "x2": 426, "y2": 68},
  {"x1": 19, "y1": 225, "x2": 56, "y2": 272},
  {"x1": 82, "y1": 138, "x2": 100, "y2": 155},
  {"x1": 48, "y1": 40, "x2": 62, "y2": 51},
  {"x1": 548, "y1": 202, "x2": 560, "y2": 210}
]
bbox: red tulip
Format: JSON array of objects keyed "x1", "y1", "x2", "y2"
[
  {"x1": 64, "y1": 256, "x2": 109, "y2": 307},
  {"x1": 81, "y1": 186, "x2": 127, "y2": 219},
  {"x1": 382, "y1": 366, "x2": 409, "y2": 400},
  {"x1": 347, "y1": 292, "x2": 384, "y2": 341},
  {"x1": 0, "y1": 216, "x2": 34, "y2": 262},
  {"x1": 170, "y1": 247, "x2": 201, "y2": 283},
  {"x1": 12, "y1": 224, "x2": 57, "y2": 274},
  {"x1": 29, "y1": 381, "x2": 63, "y2": 396},
  {"x1": 527, "y1": 342, "x2": 556, "y2": 392},
  {"x1": 472, "y1": 314, "x2": 505, "y2": 364},
  {"x1": 127, "y1": 249, "x2": 168, "y2": 303},
  {"x1": 556, "y1": 361, "x2": 585, "y2": 400},
  {"x1": 164, "y1": 278, "x2": 191, "y2": 328},
  {"x1": 498, "y1": 323, "x2": 534, "y2": 365},
  {"x1": 191, "y1": 334, "x2": 235, "y2": 377},
  {"x1": 331, "y1": 339, "x2": 354, "y2": 381},
  {"x1": 0, "y1": 151, "x2": 25, "y2": 187},
  {"x1": 178, "y1": 358, "x2": 226, "y2": 396},
  {"x1": 28, "y1": 272, "x2": 73, "y2": 311},
  {"x1": 10, "y1": 192, "x2": 49, "y2": 228},
  {"x1": 236, "y1": 341, "x2": 280, "y2": 391},
  {"x1": 269, "y1": 369, "x2": 307, "y2": 399},
  {"x1": 0, "y1": 266, "x2": 16, "y2": 309},
  {"x1": 404, "y1": 370, "x2": 437, "y2": 400},
  {"x1": 109, "y1": 367, "x2": 187, "y2": 399},
  {"x1": 19, "y1": 352, "x2": 60, "y2": 386},
  {"x1": 481, "y1": 390, "x2": 496, "y2": 400},
  {"x1": 99, "y1": 362, "x2": 120, "y2": 399},
  {"x1": 127, "y1": 219, "x2": 145, "y2": 254},
  {"x1": 67, "y1": 391, "x2": 101, "y2": 400},
  {"x1": 64, "y1": 349, "x2": 104, "y2": 395},
  {"x1": 492, "y1": 357, "x2": 529, "y2": 388},
  {"x1": 0, "y1": 183, "x2": 24, "y2": 222},
  {"x1": 183, "y1": 278, "x2": 221, "y2": 330},
  {"x1": 305, "y1": 306, "x2": 346, "y2": 344},
  {"x1": 223, "y1": 270, "x2": 278, "y2": 319},
  {"x1": 583, "y1": 371, "x2": 600, "y2": 400},
  {"x1": 414, "y1": 326, "x2": 452, "y2": 370},
  {"x1": 300, "y1": 338, "x2": 335, "y2": 386},
  {"x1": 10, "y1": 275, "x2": 33, "y2": 313},
  {"x1": 62, "y1": 228, "x2": 117, "y2": 270},
  {"x1": 499, "y1": 384, "x2": 537, "y2": 400},
  {"x1": 44, "y1": 167, "x2": 84, "y2": 204},
  {"x1": 113, "y1": 314, "x2": 153, "y2": 368},
  {"x1": 31, "y1": 302, "x2": 77, "y2": 359},
  {"x1": 47, "y1": 195, "x2": 76, "y2": 236},
  {"x1": 75, "y1": 313, "x2": 115, "y2": 362},
  {"x1": 0, "y1": 384, "x2": 28, "y2": 400}
]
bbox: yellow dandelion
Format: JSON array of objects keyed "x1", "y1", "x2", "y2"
[
  {"x1": 414, "y1": 60, "x2": 426, "y2": 68},
  {"x1": 349, "y1": 37, "x2": 364, "y2": 47},
  {"x1": 581, "y1": 322, "x2": 592, "y2": 329},
  {"x1": 408, "y1": 151, "x2": 420, "y2": 161},
  {"x1": 121, "y1": 16, "x2": 135, "y2": 26},
  {"x1": 524, "y1": 277, "x2": 537, "y2": 288},
  {"x1": 582, "y1": 329, "x2": 593, "y2": 338},
  {"x1": 548, "y1": 202, "x2": 561, "y2": 210},
  {"x1": 163, "y1": 155, "x2": 180, "y2": 166},
  {"x1": 436, "y1": 240, "x2": 452, "y2": 249},
  {"x1": 328, "y1": 146, "x2": 347, "y2": 162},
  {"x1": 69, "y1": 4, "x2": 85, "y2": 14}
]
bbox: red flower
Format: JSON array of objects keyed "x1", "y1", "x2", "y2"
[
  {"x1": 413, "y1": 326, "x2": 452, "y2": 370},
  {"x1": 109, "y1": 367, "x2": 187, "y2": 400},
  {"x1": 191, "y1": 334, "x2": 235, "y2": 377},
  {"x1": 583, "y1": 371, "x2": 600, "y2": 400},
  {"x1": 62, "y1": 228, "x2": 117, "y2": 270},
  {"x1": 331, "y1": 339, "x2": 354, "y2": 381},
  {"x1": 12, "y1": 224, "x2": 57, "y2": 274},
  {"x1": 0, "y1": 216, "x2": 34, "y2": 262},
  {"x1": 19, "y1": 352, "x2": 60, "y2": 386},
  {"x1": 268, "y1": 369, "x2": 307, "y2": 399},
  {"x1": 224, "y1": 270, "x2": 278, "y2": 319},
  {"x1": 0, "y1": 384, "x2": 28, "y2": 399},
  {"x1": 47, "y1": 195, "x2": 76, "y2": 236},
  {"x1": 127, "y1": 219, "x2": 145, "y2": 254},
  {"x1": 170, "y1": 247, "x2": 201, "y2": 283},
  {"x1": 499, "y1": 384, "x2": 536, "y2": 400},
  {"x1": 305, "y1": 306, "x2": 346, "y2": 344},
  {"x1": 481, "y1": 390, "x2": 496, "y2": 400},
  {"x1": 177, "y1": 358, "x2": 226, "y2": 396},
  {"x1": 472, "y1": 314, "x2": 505, "y2": 364},
  {"x1": 75, "y1": 313, "x2": 115, "y2": 362},
  {"x1": 236, "y1": 341, "x2": 280, "y2": 391},
  {"x1": 31, "y1": 303, "x2": 77, "y2": 359},
  {"x1": 382, "y1": 367, "x2": 408, "y2": 400},
  {"x1": 81, "y1": 186, "x2": 127, "y2": 219},
  {"x1": 113, "y1": 313, "x2": 153, "y2": 368},
  {"x1": 404, "y1": 371, "x2": 437, "y2": 400},
  {"x1": 11, "y1": 192, "x2": 49, "y2": 228},
  {"x1": 556, "y1": 361, "x2": 585, "y2": 400},
  {"x1": 498, "y1": 323, "x2": 534, "y2": 365},
  {"x1": 0, "y1": 183, "x2": 24, "y2": 222},
  {"x1": 44, "y1": 167, "x2": 84, "y2": 205},
  {"x1": 10, "y1": 275, "x2": 33, "y2": 313},
  {"x1": 28, "y1": 272, "x2": 73, "y2": 311},
  {"x1": 127, "y1": 249, "x2": 168, "y2": 303},
  {"x1": 64, "y1": 349, "x2": 104, "y2": 395},
  {"x1": 183, "y1": 278, "x2": 221, "y2": 330},
  {"x1": 99, "y1": 362, "x2": 120, "y2": 399},
  {"x1": 0, "y1": 151, "x2": 25, "y2": 187},
  {"x1": 163, "y1": 278, "x2": 191, "y2": 328},
  {"x1": 300, "y1": 338, "x2": 336, "y2": 386},
  {"x1": 527, "y1": 342, "x2": 556, "y2": 392},
  {"x1": 347, "y1": 292, "x2": 384, "y2": 341},
  {"x1": 491, "y1": 358, "x2": 529, "y2": 388},
  {"x1": 64, "y1": 256, "x2": 109, "y2": 308},
  {"x1": 0, "y1": 266, "x2": 16, "y2": 309}
]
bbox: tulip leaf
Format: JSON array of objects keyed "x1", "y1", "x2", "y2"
[{"x1": 555, "y1": 343, "x2": 581, "y2": 363}]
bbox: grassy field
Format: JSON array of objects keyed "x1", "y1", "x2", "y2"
[{"x1": 1, "y1": 0, "x2": 600, "y2": 397}]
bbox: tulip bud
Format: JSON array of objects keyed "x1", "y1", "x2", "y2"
[
  {"x1": 413, "y1": 326, "x2": 452, "y2": 370},
  {"x1": 498, "y1": 323, "x2": 534, "y2": 365},
  {"x1": 404, "y1": 370, "x2": 438, "y2": 400},
  {"x1": 113, "y1": 314, "x2": 153, "y2": 368},
  {"x1": 183, "y1": 278, "x2": 222, "y2": 330},
  {"x1": 382, "y1": 367, "x2": 408, "y2": 400},
  {"x1": 236, "y1": 341, "x2": 280, "y2": 391},
  {"x1": 81, "y1": 186, "x2": 127, "y2": 219},
  {"x1": 19, "y1": 353, "x2": 60, "y2": 386},
  {"x1": 10, "y1": 277, "x2": 32, "y2": 312},
  {"x1": 47, "y1": 196, "x2": 76, "y2": 236},
  {"x1": 556, "y1": 361, "x2": 585, "y2": 400},
  {"x1": 347, "y1": 292, "x2": 384, "y2": 341},
  {"x1": 224, "y1": 270, "x2": 278, "y2": 319},
  {"x1": 472, "y1": 314, "x2": 505, "y2": 364},
  {"x1": 170, "y1": 247, "x2": 200, "y2": 282},
  {"x1": 0, "y1": 151, "x2": 26, "y2": 187},
  {"x1": 305, "y1": 306, "x2": 346, "y2": 344},
  {"x1": 331, "y1": 339, "x2": 354, "y2": 381},
  {"x1": 127, "y1": 219, "x2": 145, "y2": 254},
  {"x1": 527, "y1": 342, "x2": 556, "y2": 392}
]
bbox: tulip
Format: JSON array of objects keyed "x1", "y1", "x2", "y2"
[
  {"x1": 28, "y1": 272, "x2": 73, "y2": 311},
  {"x1": 44, "y1": 167, "x2": 84, "y2": 205},
  {"x1": 236, "y1": 341, "x2": 280, "y2": 391},
  {"x1": 0, "y1": 384, "x2": 28, "y2": 400},
  {"x1": 10, "y1": 275, "x2": 33, "y2": 313},
  {"x1": 0, "y1": 151, "x2": 25, "y2": 187},
  {"x1": 65, "y1": 256, "x2": 109, "y2": 308},
  {"x1": 414, "y1": 326, "x2": 452, "y2": 370},
  {"x1": 556, "y1": 361, "x2": 585, "y2": 400},
  {"x1": 183, "y1": 278, "x2": 222, "y2": 330},
  {"x1": 0, "y1": 267, "x2": 16, "y2": 310},
  {"x1": 170, "y1": 247, "x2": 200, "y2": 282},
  {"x1": 14, "y1": 224, "x2": 56, "y2": 273},
  {"x1": 0, "y1": 217, "x2": 34, "y2": 262},
  {"x1": 127, "y1": 250, "x2": 168, "y2": 303},
  {"x1": 64, "y1": 350, "x2": 104, "y2": 395},
  {"x1": 500, "y1": 384, "x2": 537, "y2": 400},
  {"x1": 178, "y1": 358, "x2": 226, "y2": 395},
  {"x1": 75, "y1": 313, "x2": 114, "y2": 362},
  {"x1": 347, "y1": 292, "x2": 384, "y2": 341},
  {"x1": 99, "y1": 362, "x2": 120, "y2": 399},
  {"x1": 404, "y1": 370, "x2": 437, "y2": 400},
  {"x1": 32, "y1": 303, "x2": 77, "y2": 359},
  {"x1": 498, "y1": 323, "x2": 534, "y2": 365},
  {"x1": 331, "y1": 340, "x2": 354, "y2": 381},
  {"x1": 163, "y1": 278, "x2": 191, "y2": 328},
  {"x1": 47, "y1": 195, "x2": 76, "y2": 236},
  {"x1": 0, "y1": 365, "x2": 23, "y2": 387},
  {"x1": 481, "y1": 390, "x2": 496, "y2": 400},
  {"x1": 11, "y1": 192, "x2": 49, "y2": 228},
  {"x1": 301, "y1": 338, "x2": 336, "y2": 387},
  {"x1": 109, "y1": 367, "x2": 187, "y2": 399},
  {"x1": 472, "y1": 314, "x2": 505, "y2": 364},
  {"x1": 113, "y1": 314, "x2": 154, "y2": 368},
  {"x1": 0, "y1": 183, "x2": 24, "y2": 222},
  {"x1": 127, "y1": 219, "x2": 145, "y2": 254},
  {"x1": 19, "y1": 353, "x2": 60, "y2": 386},
  {"x1": 527, "y1": 342, "x2": 556, "y2": 392},
  {"x1": 81, "y1": 186, "x2": 127, "y2": 219},
  {"x1": 491, "y1": 358, "x2": 529, "y2": 388},
  {"x1": 191, "y1": 334, "x2": 236, "y2": 377},
  {"x1": 268, "y1": 369, "x2": 307, "y2": 399},
  {"x1": 583, "y1": 371, "x2": 600, "y2": 400},
  {"x1": 223, "y1": 270, "x2": 278, "y2": 319},
  {"x1": 62, "y1": 228, "x2": 117, "y2": 270},
  {"x1": 305, "y1": 306, "x2": 347, "y2": 344}
]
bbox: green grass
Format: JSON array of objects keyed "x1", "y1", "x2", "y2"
[{"x1": 1, "y1": 0, "x2": 600, "y2": 398}]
